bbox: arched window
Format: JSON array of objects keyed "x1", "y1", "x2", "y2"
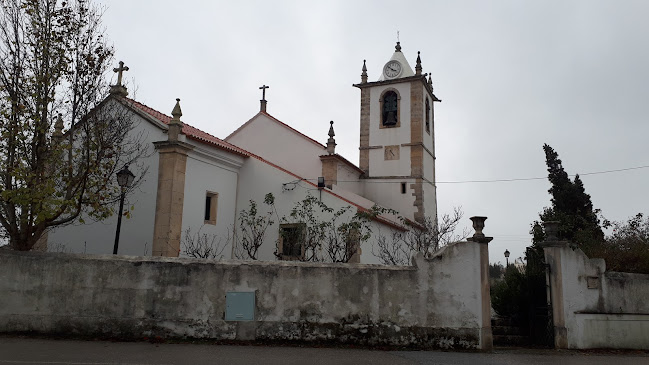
[
  {"x1": 425, "y1": 97, "x2": 431, "y2": 133},
  {"x1": 382, "y1": 91, "x2": 398, "y2": 127}
]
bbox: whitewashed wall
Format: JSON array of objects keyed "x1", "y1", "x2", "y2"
[
  {"x1": 335, "y1": 163, "x2": 364, "y2": 196},
  {"x1": 226, "y1": 114, "x2": 326, "y2": 182},
  {"x1": 544, "y1": 244, "x2": 649, "y2": 349},
  {"x1": 362, "y1": 178, "x2": 417, "y2": 221},
  {"x1": 0, "y1": 240, "x2": 492, "y2": 349},
  {"x1": 179, "y1": 145, "x2": 244, "y2": 259},
  {"x1": 367, "y1": 82, "x2": 412, "y2": 178},
  {"x1": 47, "y1": 105, "x2": 166, "y2": 256},
  {"x1": 234, "y1": 156, "x2": 401, "y2": 264}
]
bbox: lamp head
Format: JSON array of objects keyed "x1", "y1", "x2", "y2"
[{"x1": 116, "y1": 165, "x2": 135, "y2": 188}]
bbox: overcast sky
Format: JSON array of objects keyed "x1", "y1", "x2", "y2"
[{"x1": 102, "y1": 0, "x2": 649, "y2": 264}]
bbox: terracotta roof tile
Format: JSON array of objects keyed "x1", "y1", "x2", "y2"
[
  {"x1": 121, "y1": 97, "x2": 401, "y2": 230},
  {"x1": 125, "y1": 98, "x2": 250, "y2": 157}
]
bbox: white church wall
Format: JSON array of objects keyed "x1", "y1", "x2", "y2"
[
  {"x1": 423, "y1": 180, "x2": 437, "y2": 221},
  {"x1": 367, "y1": 82, "x2": 412, "y2": 178},
  {"x1": 179, "y1": 146, "x2": 243, "y2": 259},
  {"x1": 226, "y1": 114, "x2": 325, "y2": 182},
  {"x1": 235, "y1": 157, "x2": 392, "y2": 264},
  {"x1": 362, "y1": 178, "x2": 417, "y2": 223},
  {"x1": 47, "y1": 106, "x2": 166, "y2": 256},
  {"x1": 423, "y1": 151, "x2": 436, "y2": 187},
  {"x1": 335, "y1": 163, "x2": 364, "y2": 196}
]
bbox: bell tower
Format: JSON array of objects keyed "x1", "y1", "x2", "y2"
[{"x1": 354, "y1": 42, "x2": 440, "y2": 223}]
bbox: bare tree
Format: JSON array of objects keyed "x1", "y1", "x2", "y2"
[
  {"x1": 276, "y1": 194, "x2": 382, "y2": 263},
  {"x1": 181, "y1": 226, "x2": 226, "y2": 260},
  {"x1": 372, "y1": 207, "x2": 469, "y2": 266},
  {"x1": 372, "y1": 227, "x2": 410, "y2": 266},
  {"x1": 233, "y1": 193, "x2": 277, "y2": 260},
  {"x1": 0, "y1": 0, "x2": 147, "y2": 250}
]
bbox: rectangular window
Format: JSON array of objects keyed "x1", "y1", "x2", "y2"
[
  {"x1": 205, "y1": 192, "x2": 218, "y2": 225},
  {"x1": 401, "y1": 182, "x2": 407, "y2": 194},
  {"x1": 279, "y1": 223, "x2": 305, "y2": 260}
]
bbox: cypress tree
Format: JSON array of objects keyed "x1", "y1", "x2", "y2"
[{"x1": 532, "y1": 144, "x2": 604, "y2": 245}]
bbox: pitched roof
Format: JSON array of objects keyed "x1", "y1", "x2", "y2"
[
  {"x1": 125, "y1": 98, "x2": 250, "y2": 157},
  {"x1": 121, "y1": 97, "x2": 401, "y2": 230},
  {"x1": 226, "y1": 111, "x2": 326, "y2": 149}
]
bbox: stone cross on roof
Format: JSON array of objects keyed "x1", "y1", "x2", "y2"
[
  {"x1": 113, "y1": 61, "x2": 129, "y2": 87},
  {"x1": 110, "y1": 61, "x2": 129, "y2": 97},
  {"x1": 259, "y1": 84, "x2": 269, "y2": 112}
]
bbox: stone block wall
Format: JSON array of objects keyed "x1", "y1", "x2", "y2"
[{"x1": 0, "y1": 240, "x2": 491, "y2": 349}]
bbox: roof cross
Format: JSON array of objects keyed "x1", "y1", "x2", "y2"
[
  {"x1": 113, "y1": 61, "x2": 129, "y2": 87},
  {"x1": 259, "y1": 84, "x2": 269, "y2": 101}
]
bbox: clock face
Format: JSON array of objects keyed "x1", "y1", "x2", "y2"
[
  {"x1": 384, "y1": 145, "x2": 400, "y2": 160},
  {"x1": 384, "y1": 61, "x2": 402, "y2": 79}
]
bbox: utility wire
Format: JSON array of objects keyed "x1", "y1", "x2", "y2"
[{"x1": 297, "y1": 164, "x2": 649, "y2": 185}]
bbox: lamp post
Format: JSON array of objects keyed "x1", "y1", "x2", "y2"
[
  {"x1": 113, "y1": 165, "x2": 135, "y2": 255},
  {"x1": 504, "y1": 249, "x2": 510, "y2": 267}
]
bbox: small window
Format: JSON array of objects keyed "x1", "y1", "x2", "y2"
[
  {"x1": 401, "y1": 182, "x2": 407, "y2": 194},
  {"x1": 279, "y1": 223, "x2": 305, "y2": 260},
  {"x1": 205, "y1": 192, "x2": 218, "y2": 225},
  {"x1": 425, "y1": 97, "x2": 431, "y2": 134}
]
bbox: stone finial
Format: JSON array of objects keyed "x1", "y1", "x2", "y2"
[
  {"x1": 168, "y1": 98, "x2": 184, "y2": 142},
  {"x1": 428, "y1": 74, "x2": 433, "y2": 89},
  {"x1": 109, "y1": 61, "x2": 129, "y2": 97},
  {"x1": 52, "y1": 113, "x2": 64, "y2": 140},
  {"x1": 361, "y1": 60, "x2": 368, "y2": 84},
  {"x1": 468, "y1": 216, "x2": 493, "y2": 244},
  {"x1": 326, "y1": 121, "x2": 336, "y2": 155},
  {"x1": 395, "y1": 41, "x2": 402, "y2": 52},
  {"x1": 415, "y1": 51, "x2": 422, "y2": 75}
]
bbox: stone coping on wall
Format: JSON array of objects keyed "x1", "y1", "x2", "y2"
[
  {"x1": 0, "y1": 249, "x2": 419, "y2": 271},
  {"x1": 0, "y1": 241, "x2": 489, "y2": 349}
]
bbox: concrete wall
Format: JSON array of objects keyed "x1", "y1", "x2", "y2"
[
  {"x1": 543, "y1": 243, "x2": 649, "y2": 349},
  {"x1": 0, "y1": 240, "x2": 492, "y2": 349}
]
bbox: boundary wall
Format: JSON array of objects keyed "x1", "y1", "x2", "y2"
[
  {"x1": 0, "y1": 239, "x2": 492, "y2": 349},
  {"x1": 543, "y1": 241, "x2": 649, "y2": 349}
]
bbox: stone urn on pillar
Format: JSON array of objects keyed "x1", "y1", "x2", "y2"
[
  {"x1": 540, "y1": 221, "x2": 567, "y2": 247},
  {"x1": 543, "y1": 221, "x2": 560, "y2": 241},
  {"x1": 468, "y1": 216, "x2": 493, "y2": 244}
]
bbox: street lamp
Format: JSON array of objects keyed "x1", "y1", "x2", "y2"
[
  {"x1": 113, "y1": 164, "x2": 135, "y2": 255},
  {"x1": 504, "y1": 249, "x2": 510, "y2": 267}
]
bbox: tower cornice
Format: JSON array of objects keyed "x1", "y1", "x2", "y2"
[{"x1": 353, "y1": 75, "x2": 441, "y2": 102}]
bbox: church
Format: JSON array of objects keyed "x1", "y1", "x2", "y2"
[{"x1": 46, "y1": 42, "x2": 440, "y2": 264}]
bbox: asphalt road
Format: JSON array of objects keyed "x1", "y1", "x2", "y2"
[{"x1": 0, "y1": 337, "x2": 647, "y2": 365}]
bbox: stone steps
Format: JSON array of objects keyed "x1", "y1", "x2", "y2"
[
  {"x1": 492, "y1": 317, "x2": 529, "y2": 347},
  {"x1": 492, "y1": 325, "x2": 523, "y2": 336},
  {"x1": 493, "y1": 334, "x2": 530, "y2": 347}
]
